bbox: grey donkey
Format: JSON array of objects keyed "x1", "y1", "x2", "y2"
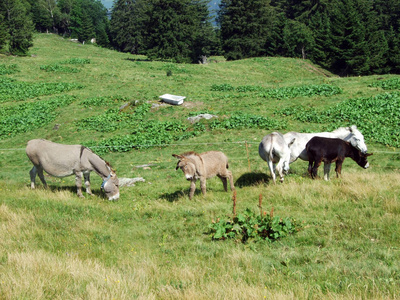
[
  {"x1": 26, "y1": 139, "x2": 120, "y2": 200},
  {"x1": 173, "y1": 151, "x2": 235, "y2": 199}
]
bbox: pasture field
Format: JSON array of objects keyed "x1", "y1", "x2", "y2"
[{"x1": 0, "y1": 33, "x2": 399, "y2": 299}]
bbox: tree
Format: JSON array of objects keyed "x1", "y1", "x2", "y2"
[
  {"x1": 110, "y1": 0, "x2": 148, "y2": 54},
  {"x1": 218, "y1": 0, "x2": 275, "y2": 60},
  {"x1": 0, "y1": 13, "x2": 7, "y2": 51},
  {"x1": 145, "y1": 0, "x2": 216, "y2": 63},
  {"x1": 0, "y1": 0, "x2": 34, "y2": 55}
]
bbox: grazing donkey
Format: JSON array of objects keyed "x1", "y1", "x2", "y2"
[
  {"x1": 172, "y1": 151, "x2": 235, "y2": 199},
  {"x1": 26, "y1": 139, "x2": 120, "y2": 200},
  {"x1": 259, "y1": 132, "x2": 295, "y2": 184},
  {"x1": 306, "y1": 136, "x2": 373, "y2": 180}
]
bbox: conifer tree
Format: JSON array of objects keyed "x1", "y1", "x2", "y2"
[
  {"x1": 144, "y1": 0, "x2": 216, "y2": 63},
  {"x1": 0, "y1": 0, "x2": 34, "y2": 55},
  {"x1": 110, "y1": 0, "x2": 148, "y2": 54},
  {"x1": 218, "y1": 0, "x2": 275, "y2": 60}
]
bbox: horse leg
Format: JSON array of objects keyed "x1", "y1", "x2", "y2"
[
  {"x1": 189, "y1": 180, "x2": 196, "y2": 200},
  {"x1": 75, "y1": 172, "x2": 84, "y2": 198},
  {"x1": 83, "y1": 172, "x2": 93, "y2": 195},
  {"x1": 323, "y1": 163, "x2": 331, "y2": 181}
]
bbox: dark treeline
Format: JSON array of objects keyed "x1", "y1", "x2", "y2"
[{"x1": 0, "y1": 0, "x2": 400, "y2": 76}]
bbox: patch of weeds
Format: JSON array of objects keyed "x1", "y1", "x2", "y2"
[
  {"x1": 209, "y1": 207, "x2": 301, "y2": 243},
  {"x1": 0, "y1": 64, "x2": 19, "y2": 75}
]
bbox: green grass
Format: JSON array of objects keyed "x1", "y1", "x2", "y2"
[{"x1": 0, "y1": 33, "x2": 399, "y2": 299}]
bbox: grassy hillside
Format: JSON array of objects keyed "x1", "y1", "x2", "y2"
[{"x1": 0, "y1": 33, "x2": 399, "y2": 299}]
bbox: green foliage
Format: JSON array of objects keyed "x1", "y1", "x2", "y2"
[
  {"x1": 209, "y1": 208, "x2": 300, "y2": 243},
  {"x1": 369, "y1": 78, "x2": 400, "y2": 90},
  {"x1": 210, "y1": 83, "x2": 235, "y2": 91},
  {"x1": 211, "y1": 83, "x2": 342, "y2": 99},
  {"x1": 76, "y1": 102, "x2": 151, "y2": 132},
  {"x1": 0, "y1": 64, "x2": 19, "y2": 75},
  {"x1": 0, "y1": 77, "x2": 83, "y2": 102},
  {"x1": 40, "y1": 64, "x2": 80, "y2": 73},
  {"x1": 218, "y1": 0, "x2": 274, "y2": 60},
  {"x1": 0, "y1": 0, "x2": 34, "y2": 55},
  {"x1": 275, "y1": 92, "x2": 400, "y2": 147},
  {"x1": 210, "y1": 112, "x2": 286, "y2": 130},
  {"x1": 79, "y1": 95, "x2": 128, "y2": 107},
  {"x1": 60, "y1": 58, "x2": 91, "y2": 64},
  {"x1": 86, "y1": 121, "x2": 206, "y2": 154},
  {"x1": 0, "y1": 95, "x2": 75, "y2": 139}
]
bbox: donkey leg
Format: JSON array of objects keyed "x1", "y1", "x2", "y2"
[
  {"x1": 189, "y1": 180, "x2": 196, "y2": 200},
  {"x1": 200, "y1": 177, "x2": 207, "y2": 196},
  {"x1": 267, "y1": 160, "x2": 277, "y2": 184},
  {"x1": 218, "y1": 175, "x2": 228, "y2": 192},
  {"x1": 323, "y1": 163, "x2": 331, "y2": 181},
  {"x1": 276, "y1": 160, "x2": 285, "y2": 183},
  {"x1": 312, "y1": 160, "x2": 321, "y2": 179},
  {"x1": 36, "y1": 167, "x2": 48, "y2": 188},
  {"x1": 75, "y1": 172, "x2": 84, "y2": 198},
  {"x1": 227, "y1": 170, "x2": 235, "y2": 191},
  {"x1": 335, "y1": 161, "x2": 343, "y2": 178},
  {"x1": 308, "y1": 161, "x2": 313, "y2": 178},
  {"x1": 29, "y1": 166, "x2": 37, "y2": 189},
  {"x1": 83, "y1": 172, "x2": 93, "y2": 195}
]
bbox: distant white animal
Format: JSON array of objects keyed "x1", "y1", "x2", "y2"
[
  {"x1": 26, "y1": 139, "x2": 120, "y2": 200},
  {"x1": 258, "y1": 132, "x2": 295, "y2": 184},
  {"x1": 283, "y1": 125, "x2": 368, "y2": 179}
]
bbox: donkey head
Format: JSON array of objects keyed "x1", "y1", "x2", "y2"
[
  {"x1": 173, "y1": 154, "x2": 197, "y2": 180},
  {"x1": 102, "y1": 169, "x2": 120, "y2": 200}
]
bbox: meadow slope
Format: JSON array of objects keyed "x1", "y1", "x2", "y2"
[{"x1": 0, "y1": 33, "x2": 399, "y2": 299}]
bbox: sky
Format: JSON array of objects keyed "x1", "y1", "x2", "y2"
[{"x1": 100, "y1": 0, "x2": 113, "y2": 9}]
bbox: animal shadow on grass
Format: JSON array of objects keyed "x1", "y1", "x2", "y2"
[
  {"x1": 33, "y1": 185, "x2": 106, "y2": 199},
  {"x1": 235, "y1": 172, "x2": 270, "y2": 187},
  {"x1": 160, "y1": 189, "x2": 202, "y2": 202}
]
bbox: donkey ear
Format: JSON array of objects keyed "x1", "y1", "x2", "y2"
[
  {"x1": 288, "y1": 138, "x2": 296, "y2": 147},
  {"x1": 366, "y1": 152, "x2": 373, "y2": 157},
  {"x1": 172, "y1": 154, "x2": 183, "y2": 159}
]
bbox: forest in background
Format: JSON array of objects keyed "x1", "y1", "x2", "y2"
[{"x1": 1, "y1": 0, "x2": 400, "y2": 76}]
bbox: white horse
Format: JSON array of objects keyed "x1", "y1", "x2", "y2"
[{"x1": 283, "y1": 125, "x2": 368, "y2": 180}]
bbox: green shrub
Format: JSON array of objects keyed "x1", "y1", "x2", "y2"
[{"x1": 209, "y1": 208, "x2": 300, "y2": 243}]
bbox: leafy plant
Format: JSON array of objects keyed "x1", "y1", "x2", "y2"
[
  {"x1": 0, "y1": 77, "x2": 83, "y2": 102},
  {"x1": 210, "y1": 112, "x2": 286, "y2": 130},
  {"x1": 79, "y1": 96, "x2": 129, "y2": 108},
  {"x1": 209, "y1": 208, "x2": 300, "y2": 243},
  {"x1": 0, "y1": 64, "x2": 19, "y2": 75},
  {"x1": 369, "y1": 78, "x2": 400, "y2": 90},
  {"x1": 60, "y1": 58, "x2": 91, "y2": 65},
  {"x1": 0, "y1": 95, "x2": 76, "y2": 139},
  {"x1": 40, "y1": 64, "x2": 80, "y2": 73}
]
